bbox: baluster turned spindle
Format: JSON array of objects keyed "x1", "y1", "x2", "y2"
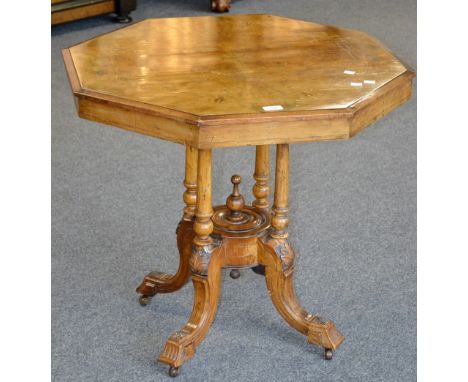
[
  {"x1": 271, "y1": 144, "x2": 289, "y2": 239},
  {"x1": 252, "y1": 145, "x2": 270, "y2": 211},
  {"x1": 183, "y1": 145, "x2": 198, "y2": 221},
  {"x1": 193, "y1": 149, "x2": 214, "y2": 246}
]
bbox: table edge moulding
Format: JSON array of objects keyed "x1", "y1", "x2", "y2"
[{"x1": 62, "y1": 15, "x2": 415, "y2": 150}]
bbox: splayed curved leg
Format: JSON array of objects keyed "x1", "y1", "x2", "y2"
[
  {"x1": 137, "y1": 145, "x2": 198, "y2": 305},
  {"x1": 259, "y1": 236, "x2": 344, "y2": 354},
  {"x1": 159, "y1": 148, "x2": 223, "y2": 370},
  {"x1": 159, "y1": 243, "x2": 223, "y2": 368},
  {"x1": 260, "y1": 144, "x2": 344, "y2": 357},
  {"x1": 136, "y1": 220, "x2": 194, "y2": 304}
]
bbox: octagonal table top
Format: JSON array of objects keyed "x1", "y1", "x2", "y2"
[{"x1": 63, "y1": 14, "x2": 414, "y2": 149}]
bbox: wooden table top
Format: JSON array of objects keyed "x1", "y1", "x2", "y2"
[{"x1": 63, "y1": 14, "x2": 414, "y2": 149}]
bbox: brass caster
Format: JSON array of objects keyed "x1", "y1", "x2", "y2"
[
  {"x1": 139, "y1": 295, "x2": 152, "y2": 306},
  {"x1": 168, "y1": 366, "x2": 180, "y2": 377},
  {"x1": 324, "y1": 348, "x2": 333, "y2": 361},
  {"x1": 229, "y1": 269, "x2": 241, "y2": 279}
]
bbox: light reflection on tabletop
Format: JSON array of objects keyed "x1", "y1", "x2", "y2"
[{"x1": 69, "y1": 14, "x2": 407, "y2": 116}]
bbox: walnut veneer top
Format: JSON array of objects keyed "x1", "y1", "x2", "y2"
[{"x1": 63, "y1": 14, "x2": 414, "y2": 148}]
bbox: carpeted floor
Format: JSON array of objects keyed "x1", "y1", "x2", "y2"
[{"x1": 52, "y1": 1, "x2": 416, "y2": 381}]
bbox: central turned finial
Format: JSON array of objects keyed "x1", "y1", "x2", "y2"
[{"x1": 226, "y1": 175, "x2": 245, "y2": 222}]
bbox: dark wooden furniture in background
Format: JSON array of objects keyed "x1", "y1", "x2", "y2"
[
  {"x1": 212, "y1": 0, "x2": 230, "y2": 12},
  {"x1": 51, "y1": 0, "x2": 136, "y2": 25},
  {"x1": 52, "y1": 0, "x2": 230, "y2": 25},
  {"x1": 63, "y1": 15, "x2": 415, "y2": 378}
]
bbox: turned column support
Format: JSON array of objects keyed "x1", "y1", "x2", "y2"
[
  {"x1": 252, "y1": 145, "x2": 270, "y2": 211},
  {"x1": 271, "y1": 144, "x2": 289, "y2": 239},
  {"x1": 250, "y1": 145, "x2": 270, "y2": 276},
  {"x1": 183, "y1": 145, "x2": 198, "y2": 221},
  {"x1": 193, "y1": 149, "x2": 214, "y2": 247}
]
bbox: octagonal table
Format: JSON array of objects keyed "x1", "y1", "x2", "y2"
[{"x1": 63, "y1": 14, "x2": 414, "y2": 377}]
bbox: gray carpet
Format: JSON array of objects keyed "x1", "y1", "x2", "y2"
[{"x1": 52, "y1": 1, "x2": 416, "y2": 381}]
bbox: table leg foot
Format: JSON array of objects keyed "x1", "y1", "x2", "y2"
[
  {"x1": 211, "y1": 0, "x2": 230, "y2": 12},
  {"x1": 259, "y1": 236, "x2": 344, "y2": 353},
  {"x1": 136, "y1": 220, "x2": 194, "y2": 304},
  {"x1": 159, "y1": 243, "x2": 222, "y2": 369},
  {"x1": 113, "y1": 15, "x2": 132, "y2": 23}
]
